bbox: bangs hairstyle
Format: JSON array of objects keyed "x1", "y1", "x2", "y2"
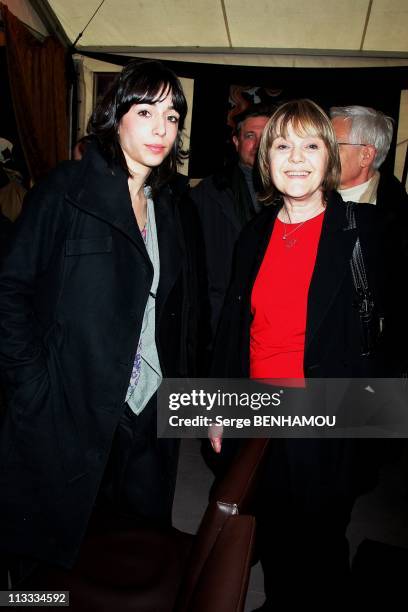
[
  {"x1": 88, "y1": 59, "x2": 188, "y2": 194},
  {"x1": 258, "y1": 99, "x2": 341, "y2": 205}
]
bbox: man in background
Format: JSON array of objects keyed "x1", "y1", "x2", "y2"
[
  {"x1": 330, "y1": 105, "x2": 407, "y2": 209},
  {"x1": 190, "y1": 104, "x2": 271, "y2": 345},
  {"x1": 331, "y1": 104, "x2": 408, "y2": 375}
]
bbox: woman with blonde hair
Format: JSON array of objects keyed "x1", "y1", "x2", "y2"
[{"x1": 211, "y1": 99, "x2": 396, "y2": 606}]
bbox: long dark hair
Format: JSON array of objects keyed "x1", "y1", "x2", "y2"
[{"x1": 88, "y1": 59, "x2": 188, "y2": 193}]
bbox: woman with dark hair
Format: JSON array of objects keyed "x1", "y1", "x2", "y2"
[
  {"x1": 0, "y1": 60, "x2": 201, "y2": 582},
  {"x1": 88, "y1": 59, "x2": 187, "y2": 191},
  {"x1": 211, "y1": 100, "x2": 398, "y2": 607}
]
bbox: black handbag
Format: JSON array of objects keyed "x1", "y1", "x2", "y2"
[{"x1": 346, "y1": 202, "x2": 383, "y2": 357}]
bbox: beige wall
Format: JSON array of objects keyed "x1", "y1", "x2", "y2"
[{"x1": 396, "y1": 90, "x2": 408, "y2": 190}]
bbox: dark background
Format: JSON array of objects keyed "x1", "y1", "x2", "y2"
[{"x1": 187, "y1": 64, "x2": 408, "y2": 178}]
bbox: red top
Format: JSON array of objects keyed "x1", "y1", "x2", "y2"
[{"x1": 250, "y1": 211, "x2": 324, "y2": 380}]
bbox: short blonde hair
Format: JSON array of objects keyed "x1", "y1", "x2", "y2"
[{"x1": 258, "y1": 99, "x2": 341, "y2": 205}]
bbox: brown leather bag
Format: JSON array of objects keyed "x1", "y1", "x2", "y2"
[{"x1": 20, "y1": 438, "x2": 269, "y2": 612}]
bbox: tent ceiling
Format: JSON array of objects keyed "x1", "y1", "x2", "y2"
[{"x1": 42, "y1": 0, "x2": 408, "y2": 56}]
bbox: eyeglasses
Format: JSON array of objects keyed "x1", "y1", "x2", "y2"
[{"x1": 337, "y1": 142, "x2": 368, "y2": 147}]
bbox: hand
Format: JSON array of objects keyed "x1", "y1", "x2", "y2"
[{"x1": 208, "y1": 424, "x2": 223, "y2": 453}]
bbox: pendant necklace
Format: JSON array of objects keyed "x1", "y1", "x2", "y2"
[{"x1": 281, "y1": 205, "x2": 323, "y2": 248}]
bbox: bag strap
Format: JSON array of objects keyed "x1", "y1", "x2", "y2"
[
  {"x1": 345, "y1": 201, "x2": 370, "y2": 299},
  {"x1": 346, "y1": 201, "x2": 381, "y2": 356}
]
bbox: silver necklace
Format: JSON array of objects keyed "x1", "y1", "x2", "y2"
[{"x1": 281, "y1": 206, "x2": 323, "y2": 248}]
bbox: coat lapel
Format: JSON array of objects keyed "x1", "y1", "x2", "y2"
[
  {"x1": 249, "y1": 206, "x2": 279, "y2": 290},
  {"x1": 305, "y1": 192, "x2": 358, "y2": 354},
  {"x1": 65, "y1": 144, "x2": 149, "y2": 262},
  {"x1": 66, "y1": 145, "x2": 183, "y2": 317}
]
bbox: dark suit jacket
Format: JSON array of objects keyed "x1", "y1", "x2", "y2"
[
  {"x1": 190, "y1": 165, "x2": 256, "y2": 342},
  {"x1": 376, "y1": 171, "x2": 408, "y2": 255},
  {"x1": 0, "y1": 144, "x2": 201, "y2": 568},
  {"x1": 377, "y1": 171, "x2": 408, "y2": 211},
  {"x1": 375, "y1": 172, "x2": 408, "y2": 372}
]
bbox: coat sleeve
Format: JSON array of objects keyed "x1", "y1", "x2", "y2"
[
  {"x1": 176, "y1": 189, "x2": 212, "y2": 376},
  {"x1": 190, "y1": 178, "x2": 238, "y2": 348},
  {"x1": 210, "y1": 223, "x2": 255, "y2": 379},
  {"x1": 189, "y1": 179, "x2": 218, "y2": 345},
  {"x1": 380, "y1": 221, "x2": 408, "y2": 375},
  {"x1": 0, "y1": 167, "x2": 72, "y2": 390}
]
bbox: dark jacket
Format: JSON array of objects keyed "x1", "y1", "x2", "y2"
[
  {"x1": 377, "y1": 171, "x2": 408, "y2": 211},
  {"x1": 376, "y1": 171, "x2": 408, "y2": 261},
  {"x1": 0, "y1": 144, "x2": 201, "y2": 567},
  {"x1": 212, "y1": 191, "x2": 392, "y2": 379},
  {"x1": 190, "y1": 165, "x2": 257, "y2": 342},
  {"x1": 375, "y1": 172, "x2": 408, "y2": 372}
]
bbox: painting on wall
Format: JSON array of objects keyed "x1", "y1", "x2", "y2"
[
  {"x1": 227, "y1": 84, "x2": 282, "y2": 130},
  {"x1": 93, "y1": 73, "x2": 118, "y2": 108}
]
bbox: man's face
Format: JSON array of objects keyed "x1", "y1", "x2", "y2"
[
  {"x1": 233, "y1": 116, "x2": 269, "y2": 168},
  {"x1": 331, "y1": 116, "x2": 371, "y2": 189}
]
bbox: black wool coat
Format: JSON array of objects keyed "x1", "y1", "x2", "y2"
[{"x1": 0, "y1": 145, "x2": 202, "y2": 567}]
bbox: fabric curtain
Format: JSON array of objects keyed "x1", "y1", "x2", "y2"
[{"x1": 0, "y1": 3, "x2": 69, "y2": 181}]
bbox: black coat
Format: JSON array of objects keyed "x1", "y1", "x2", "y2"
[
  {"x1": 212, "y1": 191, "x2": 392, "y2": 379},
  {"x1": 190, "y1": 165, "x2": 256, "y2": 342},
  {"x1": 211, "y1": 191, "x2": 404, "y2": 512},
  {"x1": 375, "y1": 172, "x2": 408, "y2": 372},
  {"x1": 377, "y1": 171, "x2": 408, "y2": 212},
  {"x1": 0, "y1": 145, "x2": 201, "y2": 567}
]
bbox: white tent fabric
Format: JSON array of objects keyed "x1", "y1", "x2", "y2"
[{"x1": 46, "y1": 0, "x2": 408, "y2": 56}]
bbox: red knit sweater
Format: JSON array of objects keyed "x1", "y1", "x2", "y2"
[{"x1": 250, "y1": 212, "x2": 324, "y2": 380}]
